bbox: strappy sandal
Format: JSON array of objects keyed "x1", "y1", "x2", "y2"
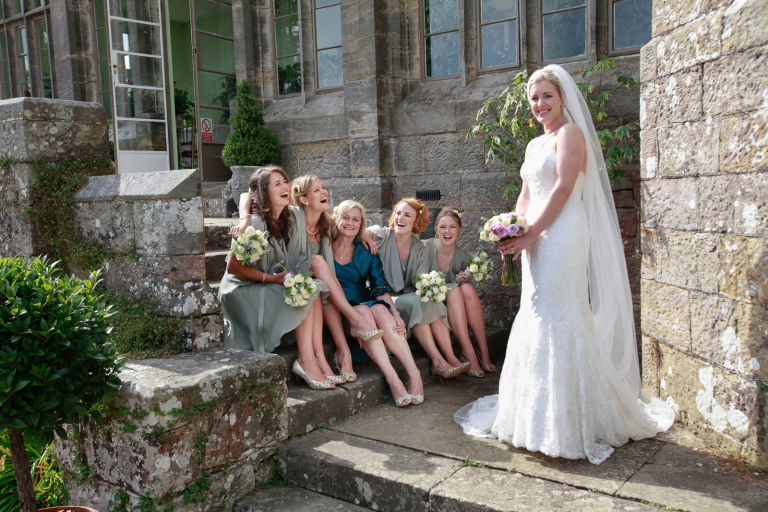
[
  {"x1": 409, "y1": 394, "x2": 424, "y2": 405},
  {"x1": 323, "y1": 373, "x2": 347, "y2": 385},
  {"x1": 465, "y1": 368, "x2": 486, "y2": 378},
  {"x1": 334, "y1": 352, "x2": 357, "y2": 382},
  {"x1": 394, "y1": 394, "x2": 412, "y2": 407}
]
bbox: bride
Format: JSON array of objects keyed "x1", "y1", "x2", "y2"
[{"x1": 454, "y1": 65, "x2": 674, "y2": 465}]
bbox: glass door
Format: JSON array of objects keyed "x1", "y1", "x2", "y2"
[{"x1": 107, "y1": 0, "x2": 171, "y2": 172}]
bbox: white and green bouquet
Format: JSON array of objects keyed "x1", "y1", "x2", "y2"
[
  {"x1": 230, "y1": 226, "x2": 270, "y2": 265},
  {"x1": 414, "y1": 270, "x2": 448, "y2": 304},
  {"x1": 462, "y1": 250, "x2": 493, "y2": 284},
  {"x1": 283, "y1": 272, "x2": 317, "y2": 308}
]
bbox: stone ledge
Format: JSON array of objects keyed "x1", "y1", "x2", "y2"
[
  {"x1": 74, "y1": 168, "x2": 202, "y2": 201},
  {"x1": 0, "y1": 97, "x2": 106, "y2": 123}
]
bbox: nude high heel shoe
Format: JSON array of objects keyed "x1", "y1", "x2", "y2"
[
  {"x1": 293, "y1": 360, "x2": 335, "y2": 390},
  {"x1": 334, "y1": 352, "x2": 357, "y2": 382},
  {"x1": 350, "y1": 327, "x2": 384, "y2": 347}
]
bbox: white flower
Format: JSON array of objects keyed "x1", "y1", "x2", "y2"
[
  {"x1": 284, "y1": 277, "x2": 295, "y2": 287},
  {"x1": 290, "y1": 287, "x2": 298, "y2": 295},
  {"x1": 301, "y1": 289, "x2": 310, "y2": 299},
  {"x1": 515, "y1": 217, "x2": 526, "y2": 227},
  {"x1": 295, "y1": 274, "x2": 305, "y2": 284},
  {"x1": 415, "y1": 281, "x2": 423, "y2": 290},
  {"x1": 440, "y1": 285, "x2": 447, "y2": 293},
  {"x1": 474, "y1": 273, "x2": 484, "y2": 281},
  {"x1": 437, "y1": 293, "x2": 446, "y2": 302},
  {"x1": 501, "y1": 218, "x2": 511, "y2": 227},
  {"x1": 421, "y1": 296, "x2": 429, "y2": 302},
  {"x1": 469, "y1": 264, "x2": 478, "y2": 273},
  {"x1": 244, "y1": 225, "x2": 256, "y2": 235},
  {"x1": 480, "y1": 264, "x2": 488, "y2": 273}
]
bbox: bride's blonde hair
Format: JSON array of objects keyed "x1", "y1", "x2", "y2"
[{"x1": 528, "y1": 69, "x2": 563, "y2": 97}]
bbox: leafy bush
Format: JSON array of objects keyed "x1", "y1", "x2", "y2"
[
  {"x1": 467, "y1": 58, "x2": 639, "y2": 199},
  {"x1": 221, "y1": 81, "x2": 280, "y2": 167},
  {"x1": 0, "y1": 431, "x2": 67, "y2": 512},
  {"x1": 0, "y1": 257, "x2": 123, "y2": 512}
]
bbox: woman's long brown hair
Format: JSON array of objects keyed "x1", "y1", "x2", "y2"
[{"x1": 248, "y1": 166, "x2": 293, "y2": 243}]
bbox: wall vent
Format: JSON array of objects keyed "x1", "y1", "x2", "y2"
[{"x1": 415, "y1": 190, "x2": 441, "y2": 201}]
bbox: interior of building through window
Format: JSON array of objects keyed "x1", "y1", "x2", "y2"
[
  {"x1": 541, "y1": 0, "x2": 586, "y2": 62},
  {"x1": 274, "y1": 0, "x2": 301, "y2": 95},
  {"x1": 480, "y1": 0, "x2": 518, "y2": 69},
  {"x1": 424, "y1": 0, "x2": 459, "y2": 78},
  {"x1": 316, "y1": 0, "x2": 343, "y2": 89}
]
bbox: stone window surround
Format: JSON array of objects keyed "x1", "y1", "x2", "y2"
[
  {"x1": 0, "y1": 1, "x2": 54, "y2": 99},
  {"x1": 475, "y1": 0, "x2": 523, "y2": 74},
  {"x1": 606, "y1": 0, "x2": 649, "y2": 56},
  {"x1": 538, "y1": 0, "x2": 591, "y2": 65}
]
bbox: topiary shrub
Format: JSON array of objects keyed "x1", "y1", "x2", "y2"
[
  {"x1": 221, "y1": 81, "x2": 281, "y2": 167},
  {"x1": 0, "y1": 257, "x2": 123, "y2": 512}
]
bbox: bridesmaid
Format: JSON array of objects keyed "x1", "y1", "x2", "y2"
[
  {"x1": 367, "y1": 198, "x2": 468, "y2": 383},
  {"x1": 218, "y1": 167, "x2": 334, "y2": 390},
  {"x1": 417, "y1": 207, "x2": 495, "y2": 378}
]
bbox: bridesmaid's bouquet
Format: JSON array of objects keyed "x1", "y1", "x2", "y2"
[
  {"x1": 414, "y1": 271, "x2": 448, "y2": 304},
  {"x1": 478, "y1": 212, "x2": 529, "y2": 286},
  {"x1": 462, "y1": 250, "x2": 493, "y2": 284},
  {"x1": 231, "y1": 226, "x2": 270, "y2": 265},
  {"x1": 283, "y1": 272, "x2": 317, "y2": 308}
]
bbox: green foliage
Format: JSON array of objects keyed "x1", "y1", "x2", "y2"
[
  {"x1": 257, "y1": 455, "x2": 294, "y2": 489},
  {"x1": 461, "y1": 457, "x2": 488, "y2": 468},
  {"x1": 221, "y1": 81, "x2": 280, "y2": 167},
  {"x1": 0, "y1": 431, "x2": 68, "y2": 512},
  {"x1": 173, "y1": 87, "x2": 194, "y2": 118},
  {"x1": 467, "y1": 58, "x2": 640, "y2": 198},
  {"x1": 0, "y1": 257, "x2": 124, "y2": 446},
  {"x1": 26, "y1": 156, "x2": 117, "y2": 274},
  {"x1": 103, "y1": 291, "x2": 185, "y2": 359}
]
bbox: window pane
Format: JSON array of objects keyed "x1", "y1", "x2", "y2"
[
  {"x1": 424, "y1": 0, "x2": 458, "y2": 35},
  {"x1": 116, "y1": 53, "x2": 164, "y2": 87},
  {"x1": 200, "y1": 106, "x2": 229, "y2": 125},
  {"x1": 481, "y1": 0, "x2": 516, "y2": 24},
  {"x1": 316, "y1": 0, "x2": 338, "y2": 7},
  {"x1": 115, "y1": 87, "x2": 165, "y2": 119},
  {"x1": 425, "y1": 31, "x2": 459, "y2": 77},
  {"x1": 99, "y1": 61, "x2": 111, "y2": 90},
  {"x1": 97, "y1": 27, "x2": 109, "y2": 60},
  {"x1": 277, "y1": 55, "x2": 301, "y2": 95},
  {"x1": 275, "y1": 14, "x2": 300, "y2": 58},
  {"x1": 94, "y1": 0, "x2": 107, "y2": 29},
  {"x1": 37, "y1": 23, "x2": 48, "y2": 50},
  {"x1": 274, "y1": 0, "x2": 297, "y2": 16},
  {"x1": 116, "y1": 119, "x2": 167, "y2": 151},
  {"x1": 111, "y1": 20, "x2": 162, "y2": 55},
  {"x1": 198, "y1": 34, "x2": 235, "y2": 74},
  {"x1": 194, "y1": 0, "x2": 234, "y2": 39},
  {"x1": 109, "y1": 0, "x2": 160, "y2": 23},
  {"x1": 17, "y1": 27, "x2": 28, "y2": 55},
  {"x1": 318, "y1": 47, "x2": 343, "y2": 88},
  {"x1": 197, "y1": 71, "x2": 236, "y2": 110},
  {"x1": 614, "y1": 0, "x2": 652, "y2": 50},
  {"x1": 316, "y1": 4, "x2": 342, "y2": 49},
  {"x1": 542, "y1": 9, "x2": 586, "y2": 61},
  {"x1": 542, "y1": 0, "x2": 586, "y2": 13},
  {"x1": 0, "y1": 37, "x2": 10, "y2": 99},
  {"x1": 482, "y1": 20, "x2": 517, "y2": 68}
]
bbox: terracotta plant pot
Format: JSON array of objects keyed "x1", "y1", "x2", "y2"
[{"x1": 39, "y1": 507, "x2": 99, "y2": 512}]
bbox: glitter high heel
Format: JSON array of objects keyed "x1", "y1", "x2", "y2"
[{"x1": 292, "y1": 360, "x2": 335, "y2": 390}]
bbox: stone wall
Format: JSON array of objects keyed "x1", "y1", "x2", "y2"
[
  {"x1": 55, "y1": 349, "x2": 288, "y2": 511},
  {"x1": 639, "y1": 0, "x2": 767, "y2": 468}
]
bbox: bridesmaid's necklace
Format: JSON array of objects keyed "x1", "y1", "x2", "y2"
[
  {"x1": 306, "y1": 224, "x2": 319, "y2": 235},
  {"x1": 395, "y1": 238, "x2": 412, "y2": 249},
  {"x1": 437, "y1": 246, "x2": 454, "y2": 259}
]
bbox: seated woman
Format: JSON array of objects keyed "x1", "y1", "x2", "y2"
[
  {"x1": 367, "y1": 198, "x2": 469, "y2": 383},
  {"x1": 332, "y1": 200, "x2": 425, "y2": 406},
  {"x1": 218, "y1": 167, "x2": 334, "y2": 390},
  {"x1": 417, "y1": 207, "x2": 495, "y2": 378}
]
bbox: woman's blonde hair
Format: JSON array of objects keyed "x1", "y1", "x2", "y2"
[
  {"x1": 291, "y1": 174, "x2": 332, "y2": 240},
  {"x1": 528, "y1": 69, "x2": 563, "y2": 97},
  {"x1": 435, "y1": 206, "x2": 463, "y2": 230},
  {"x1": 388, "y1": 198, "x2": 430, "y2": 234},
  {"x1": 332, "y1": 200, "x2": 368, "y2": 241}
]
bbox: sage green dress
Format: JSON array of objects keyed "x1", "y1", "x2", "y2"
[
  {"x1": 218, "y1": 206, "x2": 331, "y2": 353},
  {"x1": 369, "y1": 226, "x2": 450, "y2": 335},
  {"x1": 417, "y1": 238, "x2": 485, "y2": 296}
]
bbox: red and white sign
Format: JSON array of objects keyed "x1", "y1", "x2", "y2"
[{"x1": 201, "y1": 118, "x2": 213, "y2": 142}]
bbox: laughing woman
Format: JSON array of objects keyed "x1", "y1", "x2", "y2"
[
  {"x1": 417, "y1": 207, "x2": 495, "y2": 378},
  {"x1": 218, "y1": 167, "x2": 335, "y2": 390},
  {"x1": 367, "y1": 198, "x2": 469, "y2": 383}
]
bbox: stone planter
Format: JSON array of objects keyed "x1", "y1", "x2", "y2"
[
  {"x1": 40, "y1": 507, "x2": 99, "y2": 512},
  {"x1": 228, "y1": 165, "x2": 261, "y2": 205}
]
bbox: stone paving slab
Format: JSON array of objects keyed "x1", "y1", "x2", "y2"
[
  {"x1": 330, "y1": 372, "x2": 662, "y2": 495},
  {"x1": 431, "y1": 466, "x2": 657, "y2": 511},
  {"x1": 279, "y1": 429, "x2": 461, "y2": 512},
  {"x1": 618, "y1": 443, "x2": 768, "y2": 511},
  {"x1": 234, "y1": 486, "x2": 368, "y2": 511}
]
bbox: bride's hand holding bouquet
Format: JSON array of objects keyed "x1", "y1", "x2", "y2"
[{"x1": 479, "y1": 213, "x2": 530, "y2": 286}]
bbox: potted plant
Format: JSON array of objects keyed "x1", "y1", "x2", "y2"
[
  {"x1": 0, "y1": 257, "x2": 123, "y2": 512},
  {"x1": 221, "y1": 80, "x2": 281, "y2": 204}
]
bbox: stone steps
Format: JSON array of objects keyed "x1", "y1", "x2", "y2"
[
  {"x1": 235, "y1": 486, "x2": 368, "y2": 511},
  {"x1": 205, "y1": 249, "x2": 229, "y2": 282}
]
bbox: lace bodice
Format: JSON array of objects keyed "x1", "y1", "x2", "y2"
[{"x1": 520, "y1": 146, "x2": 585, "y2": 218}]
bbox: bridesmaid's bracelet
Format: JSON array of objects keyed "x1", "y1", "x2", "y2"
[{"x1": 262, "y1": 272, "x2": 266, "y2": 283}]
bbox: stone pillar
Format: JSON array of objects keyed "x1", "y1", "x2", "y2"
[
  {"x1": 50, "y1": 0, "x2": 96, "y2": 102},
  {"x1": 640, "y1": 0, "x2": 767, "y2": 469},
  {"x1": 0, "y1": 97, "x2": 108, "y2": 257}
]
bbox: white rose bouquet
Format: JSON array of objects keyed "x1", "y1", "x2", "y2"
[
  {"x1": 414, "y1": 270, "x2": 448, "y2": 304},
  {"x1": 230, "y1": 226, "x2": 270, "y2": 265},
  {"x1": 462, "y1": 250, "x2": 493, "y2": 284},
  {"x1": 283, "y1": 271, "x2": 317, "y2": 308}
]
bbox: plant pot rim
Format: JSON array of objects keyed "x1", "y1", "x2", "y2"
[{"x1": 39, "y1": 507, "x2": 100, "y2": 512}]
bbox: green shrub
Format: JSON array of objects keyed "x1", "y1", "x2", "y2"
[
  {"x1": 0, "y1": 256, "x2": 123, "y2": 512},
  {"x1": 221, "y1": 81, "x2": 280, "y2": 167},
  {"x1": 0, "y1": 431, "x2": 67, "y2": 512}
]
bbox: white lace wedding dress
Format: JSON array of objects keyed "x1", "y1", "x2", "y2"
[{"x1": 454, "y1": 144, "x2": 674, "y2": 465}]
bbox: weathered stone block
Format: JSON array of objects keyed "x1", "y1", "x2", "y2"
[
  {"x1": 295, "y1": 113, "x2": 348, "y2": 143},
  {"x1": 349, "y1": 138, "x2": 381, "y2": 175},
  {"x1": 133, "y1": 199, "x2": 204, "y2": 256},
  {"x1": 73, "y1": 201, "x2": 135, "y2": 253},
  {"x1": 55, "y1": 349, "x2": 287, "y2": 506},
  {"x1": 651, "y1": 0, "x2": 709, "y2": 36},
  {"x1": 690, "y1": 292, "x2": 768, "y2": 380},
  {"x1": 719, "y1": 108, "x2": 768, "y2": 174},
  {"x1": 391, "y1": 104, "x2": 457, "y2": 136},
  {"x1": 641, "y1": 336, "x2": 662, "y2": 396},
  {"x1": 639, "y1": 128, "x2": 657, "y2": 179},
  {"x1": 392, "y1": 174, "x2": 462, "y2": 211},
  {"x1": 698, "y1": 173, "x2": 768, "y2": 236},
  {"x1": 460, "y1": 172, "x2": 514, "y2": 211},
  {"x1": 703, "y1": 44, "x2": 768, "y2": 117},
  {"x1": 481, "y1": 292, "x2": 514, "y2": 330},
  {"x1": 392, "y1": 135, "x2": 423, "y2": 174},
  {"x1": 613, "y1": 190, "x2": 636, "y2": 208},
  {"x1": 75, "y1": 168, "x2": 202, "y2": 202},
  {"x1": 641, "y1": 178, "x2": 698, "y2": 230},
  {"x1": 657, "y1": 118, "x2": 719, "y2": 176},
  {"x1": 640, "y1": 279, "x2": 691, "y2": 350},
  {"x1": 640, "y1": 41, "x2": 658, "y2": 83},
  {"x1": 640, "y1": 69, "x2": 702, "y2": 129},
  {"x1": 297, "y1": 141, "x2": 352, "y2": 178},
  {"x1": 656, "y1": 12, "x2": 722, "y2": 78},
  {"x1": 280, "y1": 145, "x2": 299, "y2": 177},
  {"x1": 722, "y1": 0, "x2": 768, "y2": 54},
  {"x1": 717, "y1": 234, "x2": 768, "y2": 304},
  {"x1": 0, "y1": 162, "x2": 36, "y2": 203},
  {"x1": 324, "y1": 176, "x2": 391, "y2": 210},
  {"x1": 423, "y1": 133, "x2": 486, "y2": 173},
  {"x1": 641, "y1": 228, "x2": 718, "y2": 293},
  {"x1": 0, "y1": 203, "x2": 34, "y2": 257},
  {"x1": 456, "y1": 210, "x2": 498, "y2": 255},
  {"x1": 184, "y1": 313, "x2": 225, "y2": 351}
]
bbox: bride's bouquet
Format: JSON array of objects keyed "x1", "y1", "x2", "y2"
[
  {"x1": 283, "y1": 272, "x2": 317, "y2": 308},
  {"x1": 414, "y1": 271, "x2": 448, "y2": 304},
  {"x1": 479, "y1": 212, "x2": 529, "y2": 286},
  {"x1": 231, "y1": 226, "x2": 270, "y2": 265},
  {"x1": 461, "y1": 250, "x2": 493, "y2": 285}
]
